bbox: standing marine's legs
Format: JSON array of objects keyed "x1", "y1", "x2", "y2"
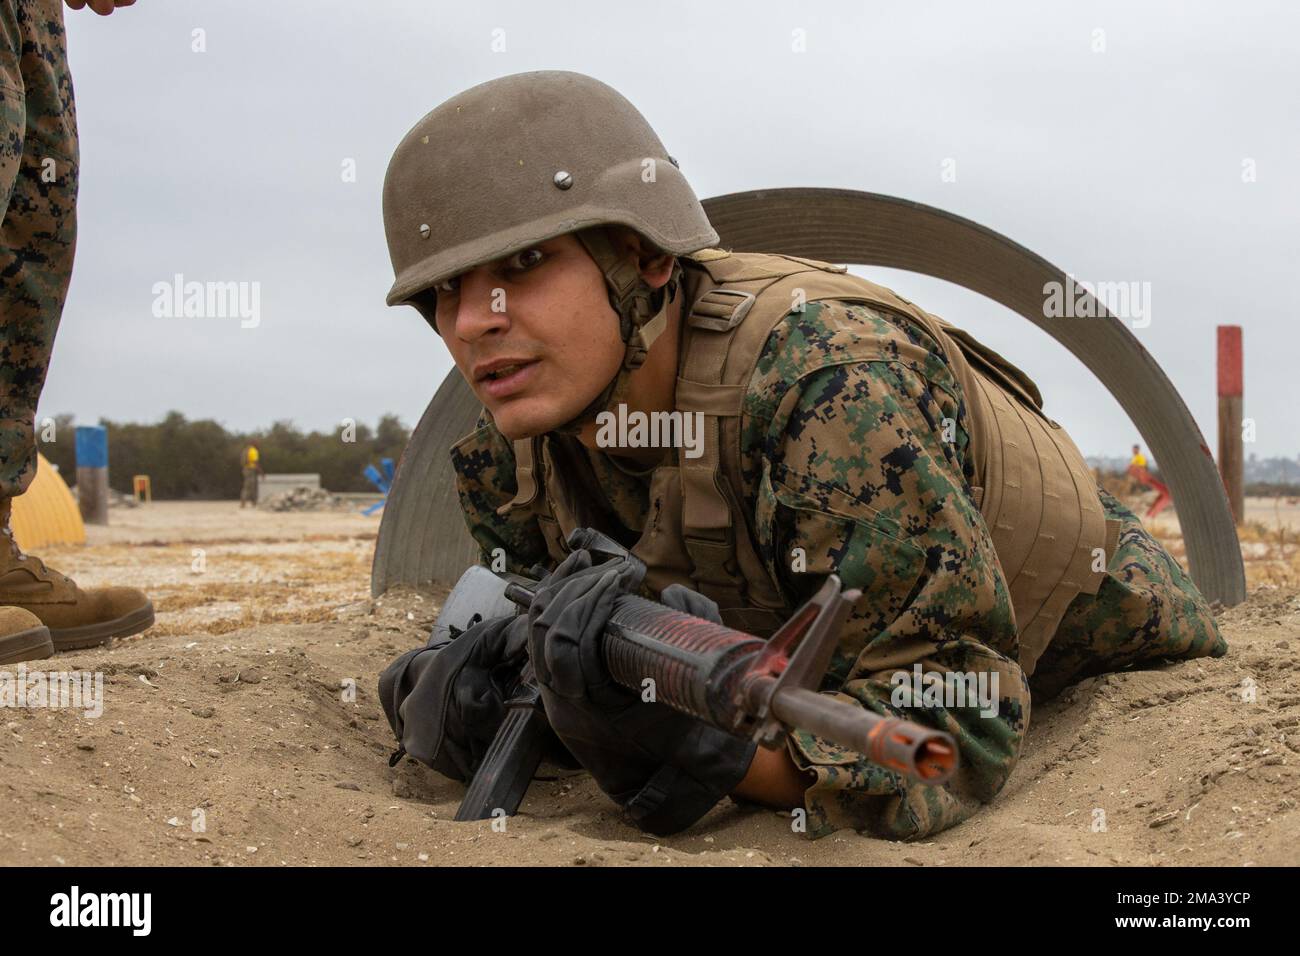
[
  {"x1": 1, "y1": 0, "x2": 77, "y2": 501},
  {"x1": 0, "y1": 0, "x2": 153, "y2": 664}
]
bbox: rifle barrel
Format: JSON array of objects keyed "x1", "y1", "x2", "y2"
[{"x1": 765, "y1": 684, "x2": 957, "y2": 785}]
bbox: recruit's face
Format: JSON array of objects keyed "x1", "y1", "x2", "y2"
[{"x1": 431, "y1": 233, "x2": 624, "y2": 440}]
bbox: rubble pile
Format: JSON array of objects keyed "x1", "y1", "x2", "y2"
[{"x1": 257, "y1": 485, "x2": 352, "y2": 512}]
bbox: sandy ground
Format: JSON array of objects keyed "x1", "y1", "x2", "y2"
[
  {"x1": 1167, "y1": 496, "x2": 1300, "y2": 534},
  {"x1": 0, "y1": 499, "x2": 1296, "y2": 867}
]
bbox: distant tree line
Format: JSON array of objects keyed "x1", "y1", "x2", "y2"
[
  {"x1": 1245, "y1": 482, "x2": 1300, "y2": 498},
  {"x1": 37, "y1": 412, "x2": 410, "y2": 499},
  {"x1": 35, "y1": 413, "x2": 1297, "y2": 502}
]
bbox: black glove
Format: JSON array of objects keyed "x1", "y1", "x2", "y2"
[
  {"x1": 659, "y1": 582, "x2": 724, "y2": 623},
  {"x1": 527, "y1": 550, "x2": 757, "y2": 835},
  {"x1": 379, "y1": 612, "x2": 532, "y2": 782}
]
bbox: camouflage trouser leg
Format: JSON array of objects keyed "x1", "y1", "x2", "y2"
[
  {"x1": 240, "y1": 467, "x2": 258, "y2": 505},
  {"x1": 0, "y1": 0, "x2": 78, "y2": 499},
  {"x1": 1028, "y1": 489, "x2": 1229, "y2": 700}
]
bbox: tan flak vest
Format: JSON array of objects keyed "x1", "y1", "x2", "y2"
[{"x1": 497, "y1": 250, "x2": 1120, "y2": 675}]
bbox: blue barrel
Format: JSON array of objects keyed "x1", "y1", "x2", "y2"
[
  {"x1": 75, "y1": 425, "x2": 110, "y2": 524},
  {"x1": 75, "y1": 426, "x2": 109, "y2": 469}
]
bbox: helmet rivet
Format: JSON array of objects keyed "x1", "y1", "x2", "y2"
[
  {"x1": 553, "y1": 170, "x2": 574, "y2": 190},
  {"x1": 418, "y1": 223, "x2": 431, "y2": 239},
  {"x1": 668, "y1": 155, "x2": 679, "y2": 168}
]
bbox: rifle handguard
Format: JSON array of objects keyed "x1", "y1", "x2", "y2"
[{"x1": 601, "y1": 589, "x2": 957, "y2": 785}]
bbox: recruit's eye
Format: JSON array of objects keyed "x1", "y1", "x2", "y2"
[
  {"x1": 436, "y1": 275, "x2": 460, "y2": 295},
  {"x1": 507, "y1": 247, "x2": 545, "y2": 271}
]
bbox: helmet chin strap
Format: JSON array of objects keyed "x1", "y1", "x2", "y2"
[{"x1": 553, "y1": 227, "x2": 683, "y2": 437}]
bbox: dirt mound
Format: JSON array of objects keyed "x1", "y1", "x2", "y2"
[
  {"x1": 2, "y1": 502, "x2": 1294, "y2": 866},
  {"x1": 2, "y1": 581, "x2": 1295, "y2": 867}
]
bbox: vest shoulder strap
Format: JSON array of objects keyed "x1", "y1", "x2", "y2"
[
  {"x1": 674, "y1": 252, "x2": 871, "y2": 591},
  {"x1": 675, "y1": 249, "x2": 938, "y2": 534},
  {"x1": 497, "y1": 437, "x2": 541, "y2": 515}
]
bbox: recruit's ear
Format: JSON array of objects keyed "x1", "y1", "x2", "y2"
[{"x1": 604, "y1": 226, "x2": 677, "y2": 290}]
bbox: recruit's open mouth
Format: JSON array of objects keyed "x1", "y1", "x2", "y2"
[{"x1": 475, "y1": 359, "x2": 540, "y2": 398}]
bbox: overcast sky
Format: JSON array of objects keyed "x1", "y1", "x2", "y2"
[{"x1": 41, "y1": 0, "x2": 1298, "y2": 460}]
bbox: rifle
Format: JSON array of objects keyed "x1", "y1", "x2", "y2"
[{"x1": 444, "y1": 528, "x2": 958, "y2": 822}]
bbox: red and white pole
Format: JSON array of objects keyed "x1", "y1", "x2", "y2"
[{"x1": 1217, "y1": 325, "x2": 1244, "y2": 524}]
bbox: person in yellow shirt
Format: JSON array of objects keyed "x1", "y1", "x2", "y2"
[
  {"x1": 1126, "y1": 443, "x2": 1171, "y2": 518},
  {"x1": 240, "y1": 443, "x2": 262, "y2": 508}
]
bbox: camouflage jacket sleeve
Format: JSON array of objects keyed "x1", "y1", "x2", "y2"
[
  {"x1": 449, "y1": 411, "x2": 550, "y2": 576},
  {"x1": 744, "y1": 299, "x2": 1028, "y2": 840}
]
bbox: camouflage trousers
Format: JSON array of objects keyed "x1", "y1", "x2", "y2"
[
  {"x1": 1028, "y1": 488, "x2": 1228, "y2": 700},
  {"x1": 0, "y1": 0, "x2": 78, "y2": 499},
  {"x1": 240, "y1": 467, "x2": 258, "y2": 505}
]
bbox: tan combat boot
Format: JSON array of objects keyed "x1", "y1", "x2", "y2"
[
  {"x1": 0, "y1": 605, "x2": 54, "y2": 665},
  {"x1": 0, "y1": 497, "x2": 154, "y2": 652}
]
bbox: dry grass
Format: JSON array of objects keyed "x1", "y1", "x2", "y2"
[
  {"x1": 1137, "y1": 495, "x2": 1299, "y2": 591},
  {"x1": 1232, "y1": 512, "x2": 1298, "y2": 589}
]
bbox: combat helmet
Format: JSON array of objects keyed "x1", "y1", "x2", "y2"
[{"x1": 382, "y1": 70, "x2": 718, "y2": 433}]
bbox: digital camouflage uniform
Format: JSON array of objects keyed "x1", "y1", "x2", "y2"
[
  {"x1": 451, "y1": 295, "x2": 1227, "y2": 841},
  {"x1": 0, "y1": 0, "x2": 77, "y2": 500}
]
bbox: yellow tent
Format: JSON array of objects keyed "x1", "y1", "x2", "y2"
[{"x1": 9, "y1": 452, "x2": 85, "y2": 551}]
